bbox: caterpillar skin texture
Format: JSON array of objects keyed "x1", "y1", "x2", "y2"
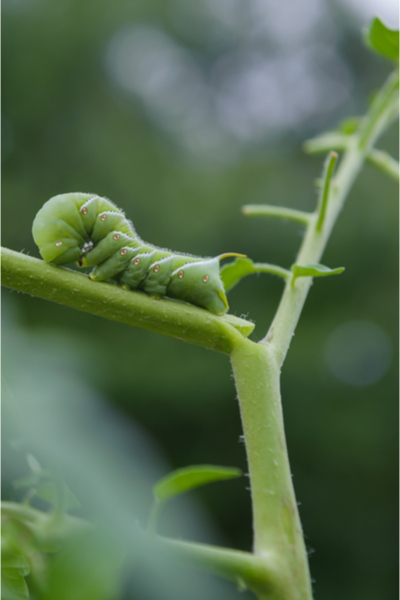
[{"x1": 32, "y1": 192, "x2": 239, "y2": 316}]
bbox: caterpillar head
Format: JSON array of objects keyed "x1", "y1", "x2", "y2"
[{"x1": 32, "y1": 193, "x2": 94, "y2": 265}]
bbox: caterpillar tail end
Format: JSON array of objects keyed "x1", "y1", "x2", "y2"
[
  {"x1": 217, "y1": 290, "x2": 229, "y2": 315},
  {"x1": 218, "y1": 253, "x2": 247, "y2": 261},
  {"x1": 205, "y1": 289, "x2": 229, "y2": 316}
]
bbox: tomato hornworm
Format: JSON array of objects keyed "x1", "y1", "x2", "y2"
[{"x1": 32, "y1": 193, "x2": 244, "y2": 315}]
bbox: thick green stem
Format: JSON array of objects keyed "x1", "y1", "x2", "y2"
[
  {"x1": 157, "y1": 536, "x2": 276, "y2": 598},
  {"x1": 0, "y1": 248, "x2": 253, "y2": 354},
  {"x1": 231, "y1": 339, "x2": 312, "y2": 599},
  {"x1": 227, "y1": 69, "x2": 398, "y2": 599}
]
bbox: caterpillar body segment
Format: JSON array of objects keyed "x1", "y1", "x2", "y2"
[{"x1": 32, "y1": 192, "x2": 241, "y2": 316}]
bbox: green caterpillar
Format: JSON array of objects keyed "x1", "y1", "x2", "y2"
[{"x1": 32, "y1": 193, "x2": 243, "y2": 316}]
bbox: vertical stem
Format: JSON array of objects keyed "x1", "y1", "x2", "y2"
[
  {"x1": 263, "y1": 136, "x2": 364, "y2": 365},
  {"x1": 231, "y1": 338, "x2": 312, "y2": 600},
  {"x1": 233, "y1": 69, "x2": 398, "y2": 599},
  {"x1": 316, "y1": 151, "x2": 338, "y2": 231},
  {"x1": 358, "y1": 71, "x2": 399, "y2": 149}
]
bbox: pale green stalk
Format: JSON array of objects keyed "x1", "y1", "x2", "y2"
[
  {"x1": 157, "y1": 536, "x2": 276, "y2": 598},
  {"x1": 251, "y1": 263, "x2": 290, "y2": 280},
  {"x1": 230, "y1": 339, "x2": 312, "y2": 599},
  {"x1": 316, "y1": 151, "x2": 338, "y2": 230},
  {"x1": 368, "y1": 148, "x2": 399, "y2": 180},
  {"x1": 242, "y1": 205, "x2": 311, "y2": 225}
]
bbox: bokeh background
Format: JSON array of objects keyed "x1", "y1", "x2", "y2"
[{"x1": 2, "y1": 0, "x2": 398, "y2": 599}]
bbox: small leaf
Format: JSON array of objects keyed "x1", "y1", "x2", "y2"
[
  {"x1": 291, "y1": 263, "x2": 345, "y2": 284},
  {"x1": 338, "y1": 117, "x2": 361, "y2": 135},
  {"x1": 1, "y1": 551, "x2": 30, "y2": 576},
  {"x1": 220, "y1": 258, "x2": 256, "y2": 292},
  {"x1": 149, "y1": 465, "x2": 242, "y2": 532},
  {"x1": 153, "y1": 465, "x2": 242, "y2": 503},
  {"x1": 1, "y1": 543, "x2": 30, "y2": 600},
  {"x1": 365, "y1": 17, "x2": 399, "y2": 61}
]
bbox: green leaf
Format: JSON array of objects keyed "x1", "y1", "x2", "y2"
[
  {"x1": 220, "y1": 258, "x2": 257, "y2": 292},
  {"x1": 1, "y1": 568, "x2": 30, "y2": 600},
  {"x1": 1, "y1": 542, "x2": 30, "y2": 600},
  {"x1": 291, "y1": 263, "x2": 345, "y2": 284},
  {"x1": 338, "y1": 117, "x2": 361, "y2": 135},
  {"x1": 153, "y1": 465, "x2": 242, "y2": 503},
  {"x1": 365, "y1": 17, "x2": 399, "y2": 61},
  {"x1": 1, "y1": 552, "x2": 30, "y2": 576},
  {"x1": 150, "y1": 465, "x2": 242, "y2": 533}
]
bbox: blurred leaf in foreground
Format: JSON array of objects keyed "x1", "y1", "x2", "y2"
[
  {"x1": 1, "y1": 539, "x2": 30, "y2": 600},
  {"x1": 365, "y1": 17, "x2": 399, "y2": 61}
]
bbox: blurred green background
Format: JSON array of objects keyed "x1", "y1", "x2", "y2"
[{"x1": 2, "y1": 0, "x2": 398, "y2": 598}]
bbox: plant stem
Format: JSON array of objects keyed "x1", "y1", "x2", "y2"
[
  {"x1": 316, "y1": 151, "x2": 338, "y2": 231},
  {"x1": 157, "y1": 536, "x2": 275, "y2": 598},
  {"x1": 242, "y1": 205, "x2": 312, "y2": 225},
  {"x1": 0, "y1": 248, "x2": 252, "y2": 354},
  {"x1": 227, "y1": 69, "x2": 398, "y2": 599},
  {"x1": 1, "y1": 68, "x2": 397, "y2": 600},
  {"x1": 231, "y1": 339, "x2": 312, "y2": 599},
  {"x1": 252, "y1": 263, "x2": 291, "y2": 280},
  {"x1": 367, "y1": 148, "x2": 399, "y2": 181},
  {"x1": 263, "y1": 70, "x2": 398, "y2": 365},
  {"x1": 303, "y1": 131, "x2": 349, "y2": 154},
  {"x1": 358, "y1": 70, "x2": 399, "y2": 149}
]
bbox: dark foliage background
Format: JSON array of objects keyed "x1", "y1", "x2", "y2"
[{"x1": 2, "y1": 0, "x2": 398, "y2": 598}]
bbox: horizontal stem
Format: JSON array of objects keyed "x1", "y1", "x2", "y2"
[
  {"x1": 1, "y1": 248, "x2": 253, "y2": 355},
  {"x1": 1, "y1": 501, "x2": 89, "y2": 539},
  {"x1": 1, "y1": 501, "x2": 45, "y2": 523},
  {"x1": 367, "y1": 148, "x2": 399, "y2": 181},
  {"x1": 252, "y1": 263, "x2": 290, "y2": 280},
  {"x1": 242, "y1": 205, "x2": 311, "y2": 225},
  {"x1": 303, "y1": 131, "x2": 349, "y2": 154},
  {"x1": 158, "y1": 536, "x2": 276, "y2": 598}
]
